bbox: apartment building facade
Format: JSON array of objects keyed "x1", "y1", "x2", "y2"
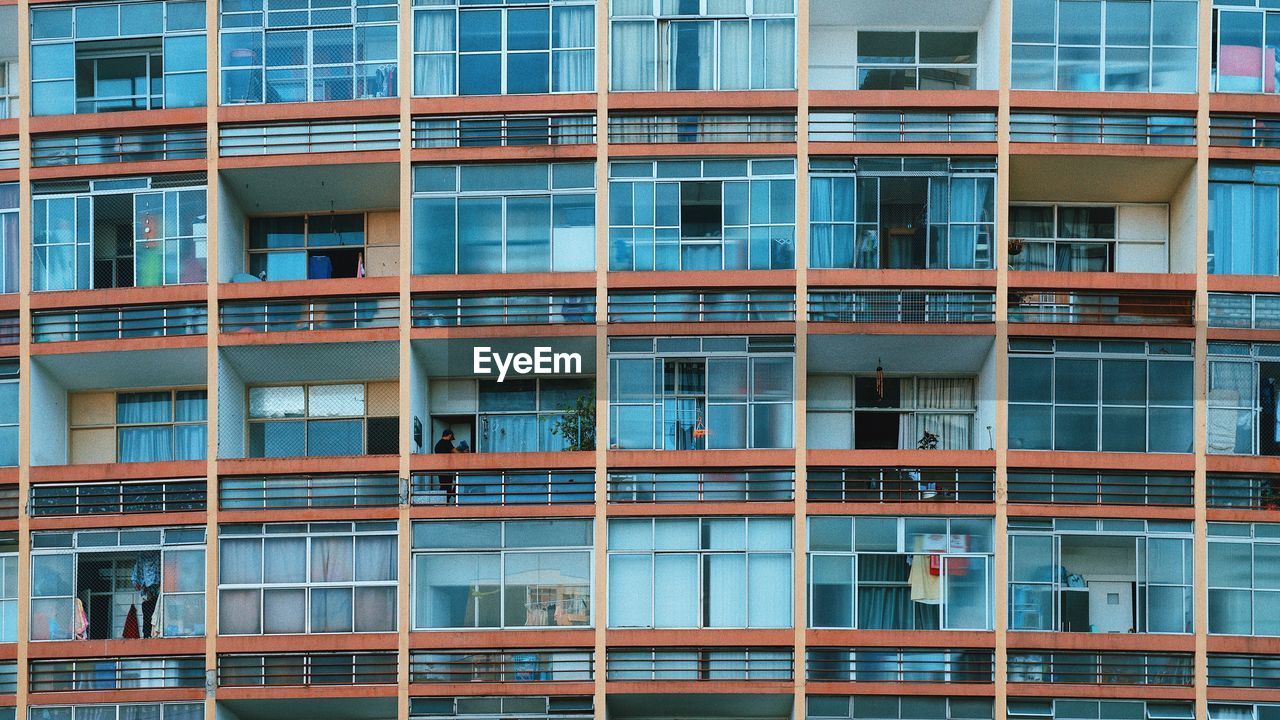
[{"x1": 0, "y1": 0, "x2": 1275, "y2": 719}]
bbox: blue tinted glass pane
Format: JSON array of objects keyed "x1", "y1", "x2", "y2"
[
  {"x1": 506, "y1": 52, "x2": 549, "y2": 93},
  {"x1": 459, "y1": 53, "x2": 500, "y2": 95},
  {"x1": 459, "y1": 10, "x2": 501, "y2": 51},
  {"x1": 508, "y1": 8, "x2": 549, "y2": 50},
  {"x1": 307, "y1": 419, "x2": 363, "y2": 456}
]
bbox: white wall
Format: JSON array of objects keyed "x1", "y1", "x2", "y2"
[
  {"x1": 408, "y1": 348, "x2": 428, "y2": 454},
  {"x1": 216, "y1": 356, "x2": 246, "y2": 459},
  {"x1": 29, "y1": 363, "x2": 66, "y2": 466},
  {"x1": 217, "y1": 177, "x2": 247, "y2": 283},
  {"x1": 976, "y1": 0, "x2": 1000, "y2": 90},
  {"x1": 1115, "y1": 203, "x2": 1171, "y2": 273},
  {"x1": 1168, "y1": 167, "x2": 1198, "y2": 274},
  {"x1": 974, "y1": 341, "x2": 998, "y2": 451}
]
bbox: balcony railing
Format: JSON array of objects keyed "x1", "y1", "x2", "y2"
[
  {"x1": 808, "y1": 290, "x2": 995, "y2": 324},
  {"x1": 1208, "y1": 654, "x2": 1280, "y2": 688},
  {"x1": 413, "y1": 115, "x2": 596, "y2": 148},
  {"x1": 1008, "y1": 471, "x2": 1193, "y2": 507},
  {"x1": 1207, "y1": 473, "x2": 1280, "y2": 510},
  {"x1": 1008, "y1": 290, "x2": 1194, "y2": 326},
  {"x1": 1008, "y1": 651, "x2": 1193, "y2": 686},
  {"x1": 607, "y1": 470, "x2": 794, "y2": 503},
  {"x1": 220, "y1": 297, "x2": 399, "y2": 333},
  {"x1": 808, "y1": 468, "x2": 996, "y2": 503},
  {"x1": 410, "y1": 651, "x2": 593, "y2": 683},
  {"x1": 32, "y1": 129, "x2": 207, "y2": 167},
  {"x1": 30, "y1": 657, "x2": 204, "y2": 692},
  {"x1": 0, "y1": 662, "x2": 14, "y2": 694},
  {"x1": 30, "y1": 480, "x2": 207, "y2": 516},
  {"x1": 219, "y1": 653, "x2": 397, "y2": 687},
  {"x1": 607, "y1": 649, "x2": 793, "y2": 681},
  {"x1": 411, "y1": 294, "x2": 596, "y2": 327},
  {"x1": 1010, "y1": 113, "x2": 1196, "y2": 145},
  {"x1": 220, "y1": 474, "x2": 400, "y2": 509},
  {"x1": 0, "y1": 485, "x2": 17, "y2": 520},
  {"x1": 0, "y1": 314, "x2": 15, "y2": 346},
  {"x1": 33, "y1": 304, "x2": 208, "y2": 343},
  {"x1": 219, "y1": 120, "x2": 399, "y2": 156},
  {"x1": 0, "y1": 138, "x2": 17, "y2": 170},
  {"x1": 810, "y1": 111, "x2": 997, "y2": 143},
  {"x1": 1208, "y1": 292, "x2": 1280, "y2": 329},
  {"x1": 1209, "y1": 114, "x2": 1280, "y2": 148},
  {"x1": 411, "y1": 471, "x2": 593, "y2": 506},
  {"x1": 807, "y1": 648, "x2": 994, "y2": 683},
  {"x1": 609, "y1": 114, "x2": 797, "y2": 144},
  {"x1": 607, "y1": 291, "x2": 796, "y2": 323}
]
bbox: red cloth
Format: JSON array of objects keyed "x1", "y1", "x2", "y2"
[
  {"x1": 1221, "y1": 45, "x2": 1278, "y2": 93},
  {"x1": 122, "y1": 605, "x2": 140, "y2": 639}
]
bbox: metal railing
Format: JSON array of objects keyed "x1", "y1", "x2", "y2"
[
  {"x1": 607, "y1": 470, "x2": 794, "y2": 503},
  {"x1": 1007, "y1": 651, "x2": 1193, "y2": 686},
  {"x1": 1209, "y1": 114, "x2": 1280, "y2": 148},
  {"x1": 411, "y1": 471, "x2": 593, "y2": 506},
  {"x1": 0, "y1": 662, "x2": 14, "y2": 694},
  {"x1": 0, "y1": 313, "x2": 15, "y2": 345},
  {"x1": 30, "y1": 657, "x2": 204, "y2": 692},
  {"x1": 1208, "y1": 654, "x2": 1280, "y2": 688},
  {"x1": 808, "y1": 468, "x2": 996, "y2": 503},
  {"x1": 220, "y1": 474, "x2": 400, "y2": 509},
  {"x1": 809, "y1": 290, "x2": 995, "y2": 324},
  {"x1": 220, "y1": 297, "x2": 398, "y2": 333},
  {"x1": 410, "y1": 651, "x2": 593, "y2": 683},
  {"x1": 219, "y1": 119, "x2": 399, "y2": 156},
  {"x1": 810, "y1": 111, "x2": 997, "y2": 143},
  {"x1": 411, "y1": 294, "x2": 596, "y2": 327},
  {"x1": 609, "y1": 114, "x2": 797, "y2": 144},
  {"x1": 607, "y1": 291, "x2": 796, "y2": 323},
  {"x1": 0, "y1": 138, "x2": 18, "y2": 170},
  {"x1": 1207, "y1": 473, "x2": 1280, "y2": 509},
  {"x1": 1208, "y1": 292, "x2": 1280, "y2": 329},
  {"x1": 0, "y1": 485, "x2": 17, "y2": 519},
  {"x1": 30, "y1": 480, "x2": 207, "y2": 516},
  {"x1": 1008, "y1": 290, "x2": 1194, "y2": 326},
  {"x1": 32, "y1": 304, "x2": 208, "y2": 343},
  {"x1": 219, "y1": 653, "x2": 397, "y2": 686},
  {"x1": 1010, "y1": 113, "x2": 1196, "y2": 145},
  {"x1": 32, "y1": 129, "x2": 207, "y2": 167},
  {"x1": 607, "y1": 649, "x2": 793, "y2": 681},
  {"x1": 806, "y1": 648, "x2": 993, "y2": 683},
  {"x1": 1008, "y1": 471, "x2": 1194, "y2": 507},
  {"x1": 413, "y1": 115, "x2": 596, "y2": 148}
]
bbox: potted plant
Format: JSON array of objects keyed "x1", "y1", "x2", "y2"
[{"x1": 551, "y1": 391, "x2": 596, "y2": 451}]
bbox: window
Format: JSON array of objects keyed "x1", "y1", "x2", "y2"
[
  {"x1": 610, "y1": 0, "x2": 795, "y2": 91},
  {"x1": 0, "y1": 361, "x2": 15, "y2": 468},
  {"x1": 607, "y1": 516, "x2": 792, "y2": 628},
  {"x1": 30, "y1": 0, "x2": 206, "y2": 115},
  {"x1": 248, "y1": 213, "x2": 368, "y2": 281},
  {"x1": 809, "y1": 157, "x2": 996, "y2": 270},
  {"x1": 410, "y1": 696, "x2": 593, "y2": 720},
  {"x1": 1011, "y1": 0, "x2": 1198, "y2": 92},
  {"x1": 30, "y1": 527, "x2": 206, "y2": 641},
  {"x1": 1008, "y1": 699, "x2": 1193, "y2": 720},
  {"x1": 0, "y1": 534, "x2": 15, "y2": 642},
  {"x1": 1208, "y1": 342, "x2": 1280, "y2": 457},
  {"x1": 412, "y1": 163, "x2": 595, "y2": 275},
  {"x1": 32, "y1": 176, "x2": 208, "y2": 291},
  {"x1": 220, "y1": 0, "x2": 397, "y2": 104},
  {"x1": 426, "y1": 377, "x2": 593, "y2": 454},
  {"x1": 609, "y1": 158, "x2": 795, "y2": 271},
  {"x1": 246, "y1": 382, "x2": 398, "y2": 457},
  {"x1": 1214, "y1": 2, "x2": 1280, "y2": 93},
  {"x1": 0, "y1": 184, "x2": 17, "y2": 294},
  {"x1": 807, "y1": 375, "x2": 976, "y2": 451},
  {"x1": 412, "y1": 519, "x2": 591, "y2": 629},
  {"x1": 29, "y1": 704, "x2": 203, "y2": 720},
  {"x1": 218, "y1": 521, "x2": 397, "y2": 635},
  {"x1": 607, "y1": 336, "x2": 794, "y2": 451},
  {"x1": 1008, "y1": 339, "x2": 1194, "y2": 453},
  {"x1": 1209, "y1": 163, "x2": 1280, "y2": 276},
  {"x1": 69, "y1": 389, "x2": 207, "y2": 464},
  {"x1": 1208, "y1": 522, "x2": 1280, "y2": 636},
  {"x1": 1008, "y1": 518, "x2": 1193, "y2": 634},
  {"x1": 1011, "y1": 205, "x2": 1116, "y2": 271},
  {"x1": 807, "y1": 696, "x2": 993, "y2": 720},
  {"x1": 808, "y1": 516, "x2": 992, "y2": 631},
  {"x1": 413, "y1": 0, "x2": 594, "y2": 96},
  {"x1": 30, "y1": 657, "x2": 203, "y2": 691},
  {"x1": 852, "y1": 31, "x2": 977, "y2": 90}
]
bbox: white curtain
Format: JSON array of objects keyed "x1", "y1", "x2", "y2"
[
  {"x1": 913, "y1": 378, "x2": 974, "y2": 450},
  {"x1": 553, "y1": 6, "x2": 594, "y2": 91},
  {"x1": 747, "y1": 553, "x2": 789, "y2": 626},
  {"x1": 413, "y1": 11, "x2": 455, "y2": 95},
  {"x1": 611, "y1": 21, "x2": 656, "y2": 90},
  {"x1": 706, "y1": 554, "x2": 746, "y2": 626},
  {"x1": 757, "y1": 18, "x2": 795, "y2": 89},
  {"x1": 670, "y1": 21, "x2": 715, "y2": 90},
  {"x1": 719, "y1": 21, "x2": 750, "y2": 89}
]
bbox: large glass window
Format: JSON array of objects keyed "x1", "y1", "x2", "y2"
[
  {"x1": 609, "y1": 158, "x2": 795, "y2": 271},
  {"x1": 247, "y1": 382, "x2": 398, "y2": 457},
  {"x1": 1209, "y1": 163, "x2": 1280, "y2": 276},
  {"x1": 69, "y1": 389, "x2": 207, "y2": 463},
  {"x1": 850, "y1": 31, "x2": 977, "y2": 90},
  {"x1": 30, "y1": 0, "x2": 207, "y2": 115},
  {"x1": 247, "y1": 213, "x2": 367, "y2": 281},
  {"x1": 1008, "y1": 338, "x2": 1194, "y2": 453},
  {"x1": 607, "y1": 516, "x2": 792, "y2": 628},
  {"x1": 32, "y1": 176, "x2": 208, "y2": 291},
  {"x1": 412, "y1": 163, "x2": 595, "y2": 275},
  {"x1": 1010, "y1": 205, "x2": 1117, "y2": 271},
  {"x1": 426, "y1": 377, "x2": 593, "y2": 453},
  {"x1": 1208, "y1": 522, "x2": 1280, "y2": 636},
  {"x1": 0, "y1": 185, "x2": 17, "y2": 295},
  {"x1": 808, "y1": 516, "x2": 992, "y2": 631},
  {"x1": 610, "y1": 0, "x2": 794, "y2": 91},
  {"x1": 412, "y1": 519, "x2": 591, "y2": 629},
  {"x1": 0, "y1": 361, "x2": 15, "y2": 468},
  {"x1": 1213, "y1": 1, "x2": 1280, "y2": 93},
  {"x1": 608, "y1": 335, "x2": 794, "y2": 451},
  {"x1": 0, "y1": 534, "x2": 16, "y2": 642},
  {"x1": 413, "y1": 0, "x2": 594, "y2": 96},
  {"x1": 1208, "y1": 342, "x2": 1280, "y2": 457},
  {"x1": 218, "y1": 521, "x2": 397, "y2": 635},
  {"x1": 1011, "y1": 0, "x2": 1198, "y2": 92},
  {"x1": 807, "y1": 375, "x2": 975, "y2": 451},
  {"x1": 810, "y1": 157, "x2": 996, "y2": 270},
  {"x1": 29, "y1": 704, "x2": 203, "y2": 720},
  {"x1": 220, "y1": 0, "x2": 397, "y2": 104}
]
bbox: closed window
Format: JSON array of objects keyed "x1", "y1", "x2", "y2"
[{"x1": 247, "y1": 382, "x2": 398, "y2": 458}]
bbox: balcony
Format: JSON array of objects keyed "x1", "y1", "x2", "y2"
[
  {"x1": 1208, "y1": 292, "x2": 1280, "y2": 329},
  {"x1": 411, "y1": 470, "x2": 593, "y2": 506},
  {"x1": 608, "y1": 115, "x2": 797, "y2": 144},
  {"x1": 608, "y1": 291, "x2": 796, "y2": 324},
  {"x1": 220, "y1": 297, "x2": 399, "y2": 334},
  {"x1": 218, "y1": 120, "x2": 399, "y2": 157},
  {"x1": 1210, "y1": 114, "x2": 1280, "y2": 148},
  {"x1": 30, "y1": 479, "x2": 207, "y2": 517},
  {"x1": 414, "y1": 115, "x2": 596, "y2": 148},
  {"x1": 1010, "y1": 113, "x2": 1196, "y2": 146},
  {"x1": 1007, "y1": 651, "x2": 1193, "y2": 686},
  {"x1": 1008, "y1": 290, "x2": 1195, "y2": 326},
  {"x1": 411, "y1": 294, "x2": 596, "y2": 328},
  {"x1": 1208, "y1": 653, "x2": 1280, "y2": 689},
  {"x1": 33, "y1": 303, "x2": 208, "y2": 344},
  {"x1": 606, "y1": 470, "x2": 793, "y2": 503},
  {"x1": 807, "y1": 468, "x2": 995, "y2": 504},
  {"x1": 218, "y1": 653, "x2": 397, "y2": 687},
  {"x1": 32, "y1": 129, "x2": 207, "y2": 168},
  {"x1": 810, "y1": 111, "x2": 997, "y2": 143},
  {"x1": 410, "y1": 650, "x2": 594, "y2": 683},
  {"x1": 220, "y1": 473, "x2": 399, "y2": 510},
  {"x1": 1207, "y1": 473, "x2": 1280, "y2": 510},
  {"x1": 607, "y1": 648, "x2": 793, "y2": 681},
  {"x1": 1008, "y1": 470, "x2": 1194, "y2": 507},
  {"x1": 808, "y1": 289, "x2": 995, "y2": 324},
  {"x1": 807, "y1": 648, "x2": 993, "y2": 683},
  {"x1": 29, "y1": 656, "x2": 204, "y2": 692}
]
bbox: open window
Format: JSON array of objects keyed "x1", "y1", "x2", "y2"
[{"x1": 248, "y1": 213, "x2": 367, "y2": 281}]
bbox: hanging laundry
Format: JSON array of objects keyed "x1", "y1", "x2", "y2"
[{"x1": 122, "y1": 605, "x2": 140, "y2": 639}]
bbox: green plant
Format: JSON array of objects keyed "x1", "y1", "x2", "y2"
[{"x1": 552, "y1": 391, "x2": 596, "y2": 451}]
